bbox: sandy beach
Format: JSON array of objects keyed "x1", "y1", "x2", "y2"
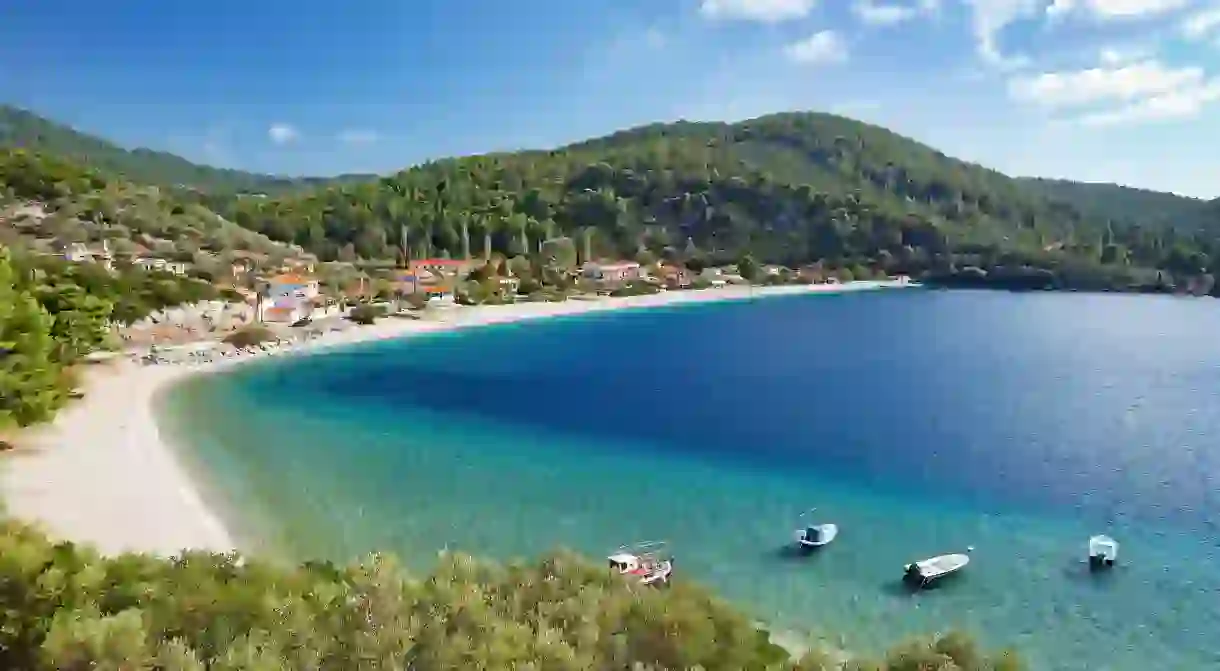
[{"x1": 0, "y1": 281, "x2": 909, "y2": 557}]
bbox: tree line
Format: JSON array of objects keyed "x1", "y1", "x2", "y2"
[
  {"x1": 0, "y1": 520, "x2": 1023, "y2": 670},
  {"x1": 213, "y1": 112, "x2": 1220, "y2": 294}
]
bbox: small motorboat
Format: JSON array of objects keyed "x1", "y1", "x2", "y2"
[
  {"x1": 793, "y1": 509, "x2": 838, "y2": 551},
  {"x1": 903, "y1": 547, "x2": 973, "y2": 589},
  {"x1": 1088, "y1": 535, "x2": 1118, "y2": 570},
  {"x1": 607, "y1": 540, "x2": 673, "y2": 587}
]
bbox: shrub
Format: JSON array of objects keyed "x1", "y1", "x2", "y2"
[
  {"x1": 0, "y1": 521, "x2": 1024, "y2": 671},
  {"x1": 222, "y1": 325, "x2": 276, "y2": 349},
  {"x1": 347, "y1": 303, "x2": 385, "y2": 325}
]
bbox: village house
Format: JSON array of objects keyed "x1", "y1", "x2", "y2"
[
  {"x1": 582, "y1": 260, "x2": 642, "y2": 284},
  {"x1": 134, "y1": 257, "x2": 189, "y2": 276},
  {"x1": 659, "y1": 264, "x2": 692, "y2": 289},
  {"x1": 410, "y1": 258, "x2": 474, "y2": 279},
  {"x1": 700, "y1": 267, "x2": 728, "y2": 288}
]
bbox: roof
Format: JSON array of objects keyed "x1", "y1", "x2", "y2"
[
  {"x1": 411, "y1": 258, "x2": 469, "y2": 266},
  {"x1": 269, "y1": 274, "x2": 313, "y2": 284},
  {"x1": 607, "y1": 553, "x2": 637, "y2": 563}
]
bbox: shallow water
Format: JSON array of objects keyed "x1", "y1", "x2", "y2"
[{"x1": 162, "y1": 290, "x2": 1220, "y2": 669}]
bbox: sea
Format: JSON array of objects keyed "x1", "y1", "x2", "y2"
[{"x1": 159, "y1": 288, "x2": 1220, "y2": 670}]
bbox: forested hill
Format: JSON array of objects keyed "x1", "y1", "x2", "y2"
[
  {"x1": 0, "y1": 105, "x2": 372, "y2": 195},
  {"x1": 218, "y1": 111, "x2": 1220, "y2": 292},
  {"x1": 1016, "y1": 177, "x2": 1209, "y2": 230},
  {"x1": 6, "y1": 104, "x2": 1220, "y2": 292}
]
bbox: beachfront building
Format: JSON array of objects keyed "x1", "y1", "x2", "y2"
[
  {"x1": 659, "y1": 264, "x2": 692, "y2": 289},
  {"x1": 134, "y1": 257, "x2": 189, "y2": 276},
  {"x1": 257, "y1": 273, "x2": 322, "y2": 323},
  {"x1": 410, "y1": 258, "x2": 474, "y2": 280},
  {"x1": 266, "y1": 274, "x2": 320, "y2": 301},
  {"x1": 582, "y1": 261, "x2": 642, "y2": 283}
]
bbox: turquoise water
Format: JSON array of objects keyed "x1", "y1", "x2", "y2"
[{"x1": 161, "y1": 290, "x2": 1220, "y2": 669}]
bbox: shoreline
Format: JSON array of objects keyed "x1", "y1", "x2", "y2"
[{"x1": 0, "y1": 280, "x2": 910, "y2": 557}]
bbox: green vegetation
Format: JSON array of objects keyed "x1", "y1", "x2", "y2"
[
  {"x1": 209, "y1": 112, "x2": 1219, "y2": 294},
  {"x1": 7, "y1": 105, "x2": 1220, "y2": 295},
  {"x1": 348, "y1": 303, "x2": 388, "y2": 324},
  {"x1": 0, "y1": 247, "x2": 216, "y2": 429},
  {"x1": 0, "y1": 105, "x2": 371, "y2": 196},
  {"x1": 0, "y1": 520, "x2": 1021, "y2": 670},
  {"x1": 222, "y1": 325, "x2": 277, "y2": 349},
  {"x1": 0, "y1": 148, "x2": 308, "y2": 268}
]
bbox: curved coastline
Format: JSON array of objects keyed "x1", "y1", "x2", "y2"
[{"x1": 0, "y1": 280, "x2": 909, "y2": 556}]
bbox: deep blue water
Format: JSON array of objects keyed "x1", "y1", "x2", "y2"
[{"x1": 162, "y1": 289, "x2": 1220, "y2": 669}]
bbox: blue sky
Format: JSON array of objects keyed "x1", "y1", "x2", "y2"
[{"x1": 1, "y1": 0, "x2": 1217, "y2": 197}]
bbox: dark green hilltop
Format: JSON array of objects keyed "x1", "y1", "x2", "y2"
[{"x1": 3, "y1": 103, "x2": 1217, "y2": 293}]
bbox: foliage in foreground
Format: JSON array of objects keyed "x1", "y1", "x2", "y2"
[{"x1": 0, "y1": 521, "x2": 1022, "y2": 671}]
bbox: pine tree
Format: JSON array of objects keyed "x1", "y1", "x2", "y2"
[{"x1": 0, "y1": 250, "x2": 66, "y2": 428}]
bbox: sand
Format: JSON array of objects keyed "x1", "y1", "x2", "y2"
[{"x1": 0, "y1": 281, "x2": 910, "y2": 557}]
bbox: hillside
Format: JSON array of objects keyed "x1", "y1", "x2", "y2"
[
  {"x1": 0, "y1": 105, "x2": 372, "y2": 195},
  {"x1": 4, "y1": 104, "x2": 1217, "y2": 293},
  {"x1": 1017, "y1": 177, "x2": 1209, "y2": 230},
  {"x1": 0, "y1": 148, "x2": 312, "y2": 277},
  {"x1": 220, "y1": 111, "x2": 1219, "y2": 292}
]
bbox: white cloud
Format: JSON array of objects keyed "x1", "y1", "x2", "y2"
[
  {"x1": 268, "y1": 123, "x2": 298, "y2": 145},
  {"x1": 1047, "y1": 0, "x2": 1191, "y2": 19},
  {"x1": 851, "y1": 0, "x2": 929, "y2": 25},
  {"x1": 1098, "y1": 44, "x2": 1153, "y2": 64},
  {"x1": 1180, "y1": 6, "x2": 1220, "y2": 39},
  {"x1": 1076, "y1": 79, "x2": 1220, "y2": 124},
  {"x1": 699, "y1": 0, "x2": 816, "y2": 23},
  {"x1": 1009, "y1": 57, "x2": 1220, "y2": 126},
  {"x1": 1008, "y1": 60, "x2": 1205, "y2": 108},
  {"x1": 962, "y1": 0, "x2": 1041, "y2": 67},
  {"x1": 783, "y1": 30, "x2": 848, "y2": 64},
  {"x1": 337, "y1": 129, "x2": 378, "y2": 145}
]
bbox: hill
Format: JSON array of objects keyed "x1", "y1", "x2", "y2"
[
  {"x1": 0, "y1": 148, "x2": 314, "y2": 280},
  {"x1": 0, "y1": 105, "x2": 372, "y2": 195},
  {"x1": 4, "y1": 104, "x2": 1217, "y2": 293},
  {"x1": 222, "y1": 111, "x2": 1220, "y2": 292},
  {"x1": 1016, "y1": 177, "x2": 1209, "y2": 230}
]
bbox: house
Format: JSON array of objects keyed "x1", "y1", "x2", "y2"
[
  {"x1": 498, "y1": 276, "x2": 521, "y2": 294},
  {"x1": 659, "y1": 264, "x2": 692, "y2": 289},
  {"x1": 134, "y1": 257, "x2": 189, "y2": 276},
  {"x1": 265, "y1": 274, "x2": 320, "y2": 301},
  {"x1": 134, "y1": 257, "x2": 167, "y2": 272},
  {"x1": 62, "y1": 242, "x2": 92, "y2": 262},
  {"x1": 410, "y1": 258, "x2": 473, "y2": 279},
  {"x1": 259, "y1": 299, "x2": 308, "y2": 324},
  {"x1": 582, "y1": 261, "x2": 642, "y2": 283}
]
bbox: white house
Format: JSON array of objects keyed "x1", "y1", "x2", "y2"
[{"x1": 582, "y1": 261, "x2": 642, "y2": 283}]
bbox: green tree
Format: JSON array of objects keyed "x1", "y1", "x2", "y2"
[{"x1": 0, "y1": 251, "x2": 66, "y2": 428}]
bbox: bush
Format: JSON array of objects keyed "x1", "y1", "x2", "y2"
[
  {"x1": 222, "y1": 325, "x2": 276, "y2": 349},
  {"x1": 0, "y1": 521, "x2": 1023, "y2": 671},
  {"x1": 403, "y1": 291, "x2": 429, "y2": 310},
  {"x1": 347, "y1": 303, "x2": 386, "y2": 325}
]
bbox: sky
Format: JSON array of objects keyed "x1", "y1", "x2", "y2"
[{"x1": 0, "y1": 0, "x2": 1217, "y2": 197}]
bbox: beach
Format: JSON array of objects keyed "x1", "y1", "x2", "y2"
[{"x1": 0, "y1": 281, "x2": 908, "y2": 557}]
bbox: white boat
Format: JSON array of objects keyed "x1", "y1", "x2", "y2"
[
  {"x1": 607, "y1": 540, "x2": 673, "y2": 587},
  {"x1": 903, "y1": 547, "x2": 973, "y2": 588},
  {"x1": 1088, "y1": 535, "x2": 1118, "y2": 570},
  {"x1": 792, "y1": 509, "x2": 838, "y2": 550}
]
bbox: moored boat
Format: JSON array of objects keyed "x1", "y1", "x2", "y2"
[
  {"x1": 903, "y1": 547, "x2": 972, "y2": 589},
  {"x1": 607, "y1": 540, "x2": 673, "y2": 587},
  {"x1": 792, "y1": 509, "x2": 838, "y2": 551},
  {"x1": 1088, "y1": 535, "x2": 1118, "y2": 570}
]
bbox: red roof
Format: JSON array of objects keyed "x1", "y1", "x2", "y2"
[{"x1": 412, "y1": 259, "x2": 468, "y2": 266}]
